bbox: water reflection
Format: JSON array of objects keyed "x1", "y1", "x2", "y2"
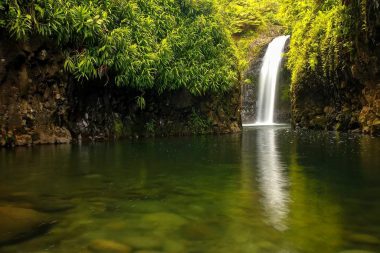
[{"x1": 255, "y1": 127, "x2": 289, "y2": 231}]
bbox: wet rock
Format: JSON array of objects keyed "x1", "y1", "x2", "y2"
[
  {"x1": 35, "y1": 131, "x2": 56, "y2": 144},
  {"x1": 88, "y1": 239, "x2": 132, "y2": 253},
  {"x1": 38, "y1": 49, "x2": 48, "y2": 61},
  {"x1": 230, "y1": 122, "x2": 241, "y2": 133},
  {"x1": 15, "y1": 134, "x2": 32, "y2": 146},
  {"x1": 324, "y1": 106, "x2": 335, "y2": 114},
  {"x1": 372, "y1": 119, "x2": 380, "y2": 127},
  {"x1": 311, "y1": 115, "x2": 327, "y2": 129},
  {"x1": 171, "y1": 88, "x2": 194, "y2": 109},
  {"x1": 34, "y1": 127, "x2": 72, "y2": 145},
  {"x1": 0, "y1": 206, "x2": 55, "y2": 246},
  {"x1": 1, "y1": 192, "x2": 74, "y2": 213},
  {"x1": 32, "y1": 199, "x2": 75, "y2": 213},
  {"x1": 359, "y1": 86, "x2": 380, "y2": 135},
  {"x1": 351, "y1": 128, "x2": 362, "y2": 133},
  {"x1": 54, "y1": 127, "x2": 72, "y2": 144}
]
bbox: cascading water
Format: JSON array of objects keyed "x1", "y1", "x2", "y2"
[{"x1": 244, "y1": 35, "x2": 290, "y2": 126}]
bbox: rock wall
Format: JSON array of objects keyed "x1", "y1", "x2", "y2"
[
  {"x1": 67, "y1": 84, "x2": 241, "y2": 142},
  {"x1": 292, "y1": 65, "x2": 380, "y2": 135},
  {"x1": 0, "y1": 37, "x2": 72, "y2": 147},
  {"x1": 0, "y1": 37, "x2": 241, "y2": 147},
  {"x1": 291, "y1": 2, "x2": 380, "y2": 135}
]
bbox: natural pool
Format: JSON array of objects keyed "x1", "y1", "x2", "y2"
[{"x1": 0, "y1": 126, "x2": 380, "y2": 253}]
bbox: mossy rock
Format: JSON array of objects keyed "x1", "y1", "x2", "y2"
[{"x1": 0, "y1": 206, "x2": 55, "y2": 246}]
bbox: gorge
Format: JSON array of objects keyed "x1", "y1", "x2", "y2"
[{"x1": 0, "y1": 1, "x2": 379, "y2": 253}]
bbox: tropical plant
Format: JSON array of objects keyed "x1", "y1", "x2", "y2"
[
  {"x1": 1, "y1": 0, "x2": 238, "y2": 98},
  {"x1": 278, "y1": 0, "x2": 369, "y2": 89}
]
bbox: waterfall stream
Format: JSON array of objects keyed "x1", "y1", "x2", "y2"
[{"x1": 244, "y1": 35, "x2": 289, "y2": 126}]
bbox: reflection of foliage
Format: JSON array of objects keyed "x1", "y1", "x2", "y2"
[
  {"x1": 188, "y1": 109, "x2": 211, "y2": 134},
  {"x1": 288, "y1": 143, "x2": 342, "y2": 251}
]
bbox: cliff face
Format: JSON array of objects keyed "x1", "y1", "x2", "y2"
[
  {"x1": 291, "y1": 37, "x2": 380, "y2": 134},
  {"x1": 0, "y1": 38, "x2": 241, "y2": 147},
  {"x1": 67, "y1": 84, "x2": 241, "y2": 142},
  {"x1": 0, "y1": 38, "x2": 72, "y2": 146},
  {"x1": 291, "y1": 1, "x2": 380, "y2": 135}
]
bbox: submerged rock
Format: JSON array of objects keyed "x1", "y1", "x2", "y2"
[
  {"x1": 0, "y1": 206, "x2": 55, "y2": 246},
  {"x1": 32, "y1": 199, "x2": 75, "y2": 213},
  {"x1": 180, "y1": 222, "x2": 218, "y2": 240},
  {"x1": 142, "y1": 212, "x2": 187, "y2": 229},
  {"x1": 163, "y1": 240, "x2": 186, "y2": 253},
  {"x1": 347, "y1": 233, "x2": 380, "y2": 245},
  {"x1": 88, "y1": 239, "x2": 132, "y2": 253},
  {"x1": 123, "y1": 236, "x2": 162, "y2": 250},
  {"x1": 0, "y1": 192, "x2": 75, "y2": 213}
]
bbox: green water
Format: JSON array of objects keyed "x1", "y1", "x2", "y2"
[{"x1": 1, "y1": 126, "x2": 380, "y2": 253}]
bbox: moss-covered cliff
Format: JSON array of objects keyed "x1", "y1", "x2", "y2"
[
  {"x1": 0, "y1": 37, "x2": 241, "y2": 147},
  {"x1": 281, "y1": 0, "x2": 380, "y2": 135},
  {"x1": 1, "y1": 0, "x2": 380, "y2": 147},
  {"x1": 0, "y1": 0, "x2": 244, "y2": 147}
]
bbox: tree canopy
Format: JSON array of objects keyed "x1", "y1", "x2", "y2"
[
  {"x1": 1, "y1": 0, "x2": 375, "y2": 99},
  {"x1": 0, "y1": 0, "x2": 238, "y2": 97}
]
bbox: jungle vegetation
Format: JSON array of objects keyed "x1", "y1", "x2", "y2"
[
  {"x1": 0, "y1": 0, "x2": 238, "y2": 100},
  {"x1": 279, "y1": 0, "x2": 378, "y2": 90},
  {"x1": 0, "y1": 0, "x2": 377, "y2": 100}
]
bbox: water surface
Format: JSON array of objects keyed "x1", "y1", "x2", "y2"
[{"x1": 0, "y1": 127, "x2": 380, "y2": 253}]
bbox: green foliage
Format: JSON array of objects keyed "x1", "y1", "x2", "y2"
[
  {"x1": 188, "y1": 109, "x2": 211, "y2": 134},
  {"x1": 136, "y1": 95, "x2": 146, "y2": 110},
  {"x1": 145, "y1": 119, "x2": 156, "y2": 134},
  {"x1": 216, "y1": 0, "x2": 280, "y2": 72},
  {"x1": 113, "y1": 117, "x2": 124, "y2": 138},
  {"x1": 218, "y1": 0, "x2": 279, "y2": 36},
  {"x1": 278, "y1": 0, "x2": 366, "y2": 88},
  {"x1": 1, "y1": 0, "x2": 238, "y2": 96}
]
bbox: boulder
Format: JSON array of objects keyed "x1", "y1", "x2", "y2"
[
  {"x1": 0, "y1": 206, "x2": 55, "y2": 246},
  {"x1": 142, "y1": 212, "x2": 187, "y2": 230},
  {"x1": 14, "y1": 134, "x2": 32, "y2": 146},
  {"x1": 88, "y1": 239, "x2": 132, "y2": 253},
  {"x1": 123, "y1": 236, "x2": 162, "y2": 250}
]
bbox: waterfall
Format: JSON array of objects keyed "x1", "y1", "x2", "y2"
[{"x1": 252, "y1": 35, "x2": 290, "y2": 126}]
